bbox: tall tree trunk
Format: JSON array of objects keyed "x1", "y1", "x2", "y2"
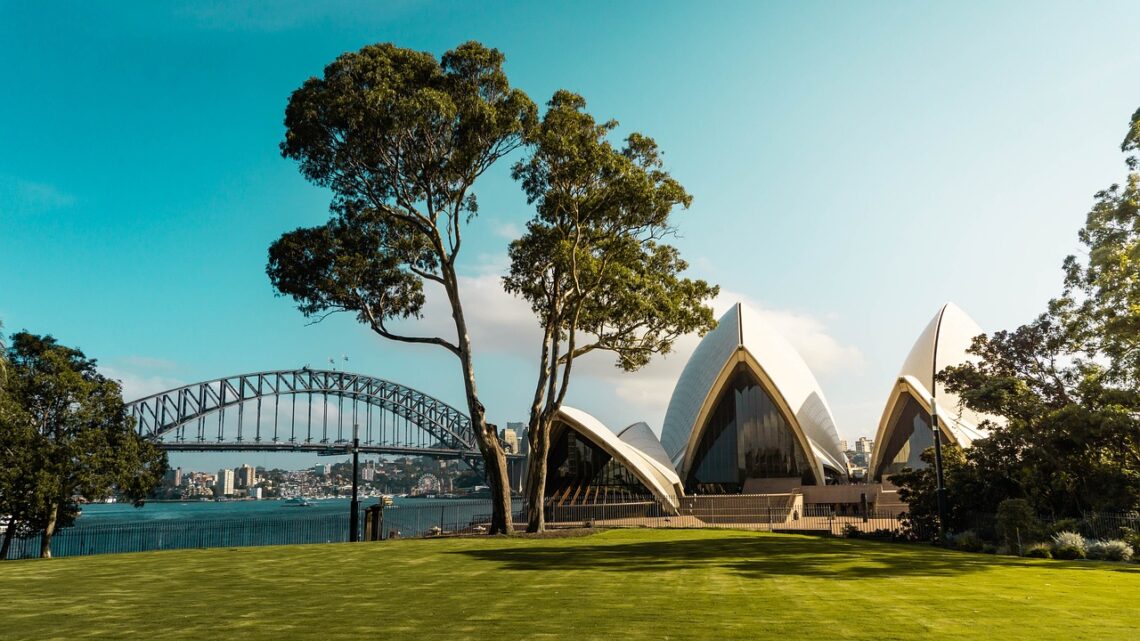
[
  {"x1": 525, "y1": 416, "x2": 551, "y2": 533},
  {"x1": 40, "y1": 503, "x2": 59, "y2": 559},
  {"x1": 0, "y1": 518, "x2": 17, "y2": 560},
  {"x1": 445, "y1": 266, "x2": 514, "y2": 535}
]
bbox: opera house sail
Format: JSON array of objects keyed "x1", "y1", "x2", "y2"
[
  {"x1": 544, "y1": 406, "x2": 683, "y2": 512},
  {"x1": 868, "y1": 303, "x2": 1005, "y2": 481},
  {"x1": 660, "y1": 303, "x2": 848, "y2": 493}
]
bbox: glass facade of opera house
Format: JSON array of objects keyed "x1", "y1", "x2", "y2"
[
  {"x1": 686, "y1": 366, "x2": 812, "y2": 493},
  {"x1": 871, "y1": 393, "x2": 950, "y2": 480},
  {"x1": 544, "y1": 426, "x2": 655, "y2": 504}
]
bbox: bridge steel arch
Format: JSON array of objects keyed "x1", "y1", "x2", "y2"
[{"x1": 125, "y1": 369, "x2": 479, "y2": 458}]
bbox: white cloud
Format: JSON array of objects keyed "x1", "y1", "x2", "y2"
[
  {"x1": 491, "y1": 220, "x2": 522, "y2": 240},
  {"x1": 100, "y1": 366, "x2": 185, "y2": 402},
  {"x1": 393, "y1": 275, "x2": 864, "y2": 430}
]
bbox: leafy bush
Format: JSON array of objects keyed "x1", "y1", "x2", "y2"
[
  {"x1": 996, "y1": 499, "x2": 1040, "y2": 552},
  {"x1": 1087, "y1": 540, "x2": 1133, "y2": 562},
  {"x1": 1050, "y1": 518, "x2": 1081, "y2": 535},
  {"x1": 1120, "y1": 528, "x2": 1140, "y2": 552},
  {"x1": 1052, "y1": 531, "x2": 1087, "y2": 560},
  {"x1": 1024, "y1": 542, "x2": 1052, "y2": 559},
  {"x1": 952, "y1": 530, "x2": 984, "y2": 552},
  {"x1": 981, "y1": 543, "x2": 999, "y2": 555},
  {"x1": 842, "y1": 524, "x2": 861, "y2": 538}
]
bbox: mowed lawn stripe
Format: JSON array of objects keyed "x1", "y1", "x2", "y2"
[{"x1": 1, "y1": 529, "x2": 1136, "y2": 640}]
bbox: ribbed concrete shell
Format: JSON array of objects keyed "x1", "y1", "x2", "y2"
[
  {"x1": 660, "y1": 303, "x2": 849, "y2": 487},
  {"x1": 868, "y1": 303, "x2": 1006, "y2": 480},
  {"x1": 554, "y1": 406, "x2": 684, "y2": 512}
]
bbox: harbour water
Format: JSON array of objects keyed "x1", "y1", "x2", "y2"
[{"x1": 6, "y1": 497, "x2": 514, "y2": 559}]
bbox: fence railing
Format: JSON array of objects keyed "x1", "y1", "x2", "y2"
[
  {"x1": 3, "y1": 512, "x2": 362, "y2": 560},
  {"x1": 375, "y1": 499, "x2": 525, "y2": 539},
  {"x1": 6, "y1": 497, "x2": 1136, "y2": 560},
  {"x1": 542, "y1": 499, "x2": 910, "y2": 536}
]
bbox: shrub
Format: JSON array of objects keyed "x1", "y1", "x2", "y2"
[
  {"x1": 996, "y1": 499, "x2": 1040, "y2": 553},
  {"x1": 1024, "y1": 542, "x2": 1052, "y2": 559},
  {"x1": 1121, "y1": 528, "x2": 1140, "y2": 552},
  {"x1": 1050, "y1": 518, "x2": 1081, "y2": 535},
  {"x1": 842, "y1": 524, "x2": 861, "y2": 539},
  {"x1": 981, "y1": 543, "x2": 999, "y2": 555},
  {"x1": 952, "y1": 530, "x2": 984, "y2": 552},
  {"x1": 1052, "y1": 531, "x2": 1087, "y2": 560},
  {"x1": 1087, "y1": 540, "x2": 1134, "y2": 562},
  {"x1": 1086, "y1": 540, "x2": 1107, "y2": 560}
]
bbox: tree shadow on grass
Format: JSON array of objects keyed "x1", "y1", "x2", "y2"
[{"x1": 449, "y1": 532, "x2": 1140, "y2": 580}]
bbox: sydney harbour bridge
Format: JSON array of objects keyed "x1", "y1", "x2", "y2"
[{"x1": 124, "y1": 368, "x2": 524, "y2": 481}]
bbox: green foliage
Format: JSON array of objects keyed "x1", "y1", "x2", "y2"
[
  {"x1": 1024, "y1": 542, "x2": 1053, "y2": 559},
  {"x1": 0, "y1": 333, "x2": 167, "y2": 557},
  {"x1": 1050, "y1": 518, "x2": 1081, "y2": 535},
  {"x1": 1051, "y1": 531, "x2": 1088, "y2": 560},
  {"x1": 504, "y1": 90, "x2": 717, "y2": 531},
  {"x1": 269, "y1": 41, "x2": 536, "y2": 341},
  {"x1": 933, "y1": 107, "x2": 1140, "y2": 519},
  {"x1": 892, "y1": 445, "x2": 980, "y2": 538},
  {"x1": 996, "y1": 499, "x2": 1041, "y2": 552},
  {"x1": 267, "y1": 41, "x2": 539, "y2": 534},
  {"x1": 951, "y1": 530, "x2": 984, "y2": 553},
  {"x1": 1121, "y1": 528, "x2": 1140, "y2": 552}
]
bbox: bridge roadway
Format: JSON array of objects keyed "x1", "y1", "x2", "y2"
[{"x1": 158, "y1": 439, "x2": 525, "y2": 461}]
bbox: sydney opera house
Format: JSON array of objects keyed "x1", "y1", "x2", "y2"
[{"x1": 539, "y1": 301, "x2": 1002, "y2": 512}]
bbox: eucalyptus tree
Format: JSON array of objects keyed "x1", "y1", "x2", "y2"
[
  {"x1": 506, "y1": 91, "x2": 718, "y2": 532},
  {"x1": 917, "y1": 108, "x2": 1140, "y2": 519},
  {"x1": 267, "y1": 42, "x2": 536, "y2": 534}
]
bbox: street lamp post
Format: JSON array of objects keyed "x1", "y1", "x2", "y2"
[
  {"x1": 350, "y1": 422, "x2": 360, "y2": 543},
  {"x1": 931, "y1": 395, "x2": 947, "y2": 545}
]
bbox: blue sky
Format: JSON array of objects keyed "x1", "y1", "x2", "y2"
[{"x1": 2, "y1": 1, "x2": 1138, "y2": 471}]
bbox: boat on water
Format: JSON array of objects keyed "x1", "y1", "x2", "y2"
[{"x1": 283, "y1": 498, "x2": 314, "y2": 508}]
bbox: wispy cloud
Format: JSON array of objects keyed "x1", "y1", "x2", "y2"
[
  {"x1": 395, "y1": 275, "x2": 864, "y2": 430},
  {"x1": 491, "y1": 220, "x2": 522, "y2": 241},
  {"x1": 100, "y1": 366, "x2": 185, "y2": 402},
  {"x1": 0, "y1": 175, "x2": 75, "y2": 216}
]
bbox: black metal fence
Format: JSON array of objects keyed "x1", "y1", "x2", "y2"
[
  {"x1": 378, "y1": 499, "x2": 526, "y2": 539},
  {"x1": 5, "y1": 498, "x2": 1136, "y2": 560},
  {"x1": 3, "y1": 512, "x2": 363, "y2": 560}
]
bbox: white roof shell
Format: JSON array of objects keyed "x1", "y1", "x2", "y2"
[
  {"x1": 869, "y1": 303, "x2": 1006, "y2": 478},
  {"x1": 660, "y1": 303, "x2": 848, "y2": 485},
  {"x1": 554, "y1": 406, "x2": 684, "y2": 512}
]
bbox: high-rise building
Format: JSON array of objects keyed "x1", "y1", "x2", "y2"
[
  {"x1": 163, "y1": 467, "x2": 182, "y2": 488},
  {"x1": 236, "y1": 464, "x2": 256, "y2": 488},
  {"x1": 313, "y1": 464, "x2": 331, "y2": 476},
  {"x1": 507, "y1": 421, "x2": 527, "y2": 456},
  {"x1": 215, "y1": 468, "x2": 235, "y2": 496},
  {"x1": 855, "y1": 437, "x2": 873, "y2": 455},
  {"x1": 839, "y1": 439, "x2": 849, "y2": 453},
  {"x1": 500, "y1": 428, "x2": 519, "y2": 455}
]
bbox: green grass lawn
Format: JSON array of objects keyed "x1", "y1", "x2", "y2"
[{"x1": 1, "y1": 529, "x2": 1137, "y2": 640}]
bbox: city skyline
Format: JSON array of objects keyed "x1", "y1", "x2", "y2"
[{"x1": 3, "y1": 2, "x2": 1139, "y2": 473}]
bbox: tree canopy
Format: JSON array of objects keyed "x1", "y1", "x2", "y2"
[
  {"x1": 897, "y1": 108, "x2": 1140, "y2": 525},
  {"x1": 506, "y1": 90, "x2": 718, "y2": 531},
  {"x1": 268, "y1": 41, "x2": 536, "y2": 534},
  {"x1": 0, "y1": 332, "x2": 167, "y2": 558}
]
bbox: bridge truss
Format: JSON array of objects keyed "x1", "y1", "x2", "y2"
[{"x1": 125, "y1": 369, "x2": 494, "y2": 465}]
